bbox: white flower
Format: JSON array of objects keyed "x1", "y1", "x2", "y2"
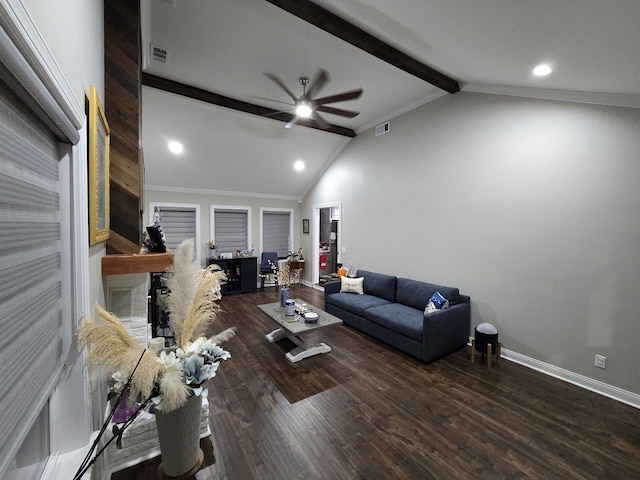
[
  {"x1": 157, "y1": 350, "x2": 181, "y2": 368},
  {"x1": 111, "y1": 371, "x2": 126, "y2": 392},
  {"x1": 176, "y1": 337, "x2": 206, "y2": 359}
]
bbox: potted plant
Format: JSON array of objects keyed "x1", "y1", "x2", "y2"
[{"x1": 207, "y1": 240, "x2": 218, "y2": 258}]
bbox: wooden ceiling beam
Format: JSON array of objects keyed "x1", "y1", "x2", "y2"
[
  {"x1": 266, "y1": 0, "x2": 460, "y2": 94},
  {"x1": 142, "y1": 73, "x2": 356, "y2": 138}
]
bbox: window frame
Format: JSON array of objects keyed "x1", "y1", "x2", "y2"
[
  {"x1": 260, "y1": 207, "x2": 294, "y2": 258},
  {"x1": 148, "y1": 202, "x2": 201, "y2": 263},
  {"x1": 210, "y1": 205, "x2": 252, "y2": 256}
]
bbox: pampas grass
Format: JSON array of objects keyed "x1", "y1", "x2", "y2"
[
  {"x1": 209, "y1": 327, "x2": 237, "y2": 345},
  {"x1": 79, "y1": 238, "x2": 236, "y2": 413},
  {"x1": 164, "y1": 239, "x2": 199, "y2": 344},
  {"x1": 166, "y1": 239, "x2": 236, "y2": 347},
  {"x1": 78, "y1": 305, "x2": 161, "y2": 401},
  {"x1": 157, "y1": 361, "x2": 190, "y2": 411}
]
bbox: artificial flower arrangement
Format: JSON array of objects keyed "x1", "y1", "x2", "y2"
[
  {"x1": 80, "y1": 239, "x2": 235, "y2": 412},
  {"x1": 267, "y1": 258, "x2": 301, "y2": 288},
  {"x1": 207, "y1": 240, "x2": 216, "y2": 249},
  {"x1": 74, "y1": 239, "x2": 235, "y2": 478}
]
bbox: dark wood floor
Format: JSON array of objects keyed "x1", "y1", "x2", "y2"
[{"x1": 113, "y1": 286, "x2": 640, "y2": 479}]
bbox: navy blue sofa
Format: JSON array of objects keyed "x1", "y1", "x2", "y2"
[{"x1": 324, "y1": 270, "x2": 471, "y2": 363}]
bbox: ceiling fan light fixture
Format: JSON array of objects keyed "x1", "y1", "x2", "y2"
[{"x1": 295, "y1": 101, "x2": 313, "y2": 118}]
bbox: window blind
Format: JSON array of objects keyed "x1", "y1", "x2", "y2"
[
  {"x1": 0, "y1": 84, "x2": 63, "y2": 474},
  {"x1": 263, "y1": 211, "x2": 290, "y2": 257},
  {"x1": 155, "y1": 206, "x2": 197, "y2": 251},
  {"x1": 214, "y1": 209, "x2": 248, "y2": 253}
]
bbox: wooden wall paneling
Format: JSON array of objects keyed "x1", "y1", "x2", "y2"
[{"x1": 104, "y1": 0, "x2": 142, "y2": 254}]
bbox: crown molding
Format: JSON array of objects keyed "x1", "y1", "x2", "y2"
[
  {"x1": 145, "y1": 184, "x2": 300, "y2": 202},
  {"x1": 464, "y1": 83, "x2": 640, "y2": 109},
  {"x1": 356, "y1": 90, "x2": 449, "y2": 135}
]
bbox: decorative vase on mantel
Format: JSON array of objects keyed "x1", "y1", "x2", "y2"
[
  {"x1": 209, "y1": 247, "x2": 218, "y2": 258},
  {"x1": 280, "y1": 286, "x2": 290, "y2": 306},
  {"x1": 155, "y1": 394, "x2": 204, "y2": 479}
]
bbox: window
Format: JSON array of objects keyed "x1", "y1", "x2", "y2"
[
  {"x1": 0, "y1": 79, "x2": 72, "y2": 478},
  {"x1": 261, "y1": 209, "x2": 293, "y2": 258},
  {"x1": 211, "y1": 206, "x2": 251, "y2": 255},
  {"x1": 0, "y1": 3, "x2": 87, "y2": 477},
  {"x1": 149, "y1": 203, "x2": 200, "y2": 258}
]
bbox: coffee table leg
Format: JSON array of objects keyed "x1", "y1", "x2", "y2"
[
  {"x1": 285, "y1": 342, "x2": 332, "y2": 362},
  {"x1": 265, "y1": 328, "x2": 287, "y2": 343}
]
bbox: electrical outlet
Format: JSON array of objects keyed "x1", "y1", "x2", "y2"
[{"x1": 595, "y1": 354, "x2": 607, "y2": 369}]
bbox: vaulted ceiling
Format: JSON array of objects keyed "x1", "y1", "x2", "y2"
[{"x1": 141, "y1": 0, "x2": 640, "y2": 199}]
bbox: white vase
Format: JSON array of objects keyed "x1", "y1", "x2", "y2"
[{"x1": 155, "y1": 394, "x2": 204, "y2": 477}]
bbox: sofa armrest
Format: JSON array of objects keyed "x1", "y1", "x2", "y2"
[
  {"x1": 324, "y1": 280, "x2": 341, "y2": 296},
  {"x1": 422, "y1": 302, "x2": 471, "y2": 363}
]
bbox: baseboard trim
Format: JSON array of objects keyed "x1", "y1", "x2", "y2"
[{"x1": 501, "y1": 348, "x2": 640, "y2": 409}]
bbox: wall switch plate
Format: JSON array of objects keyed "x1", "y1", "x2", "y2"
[
  {"x1": 341, "y1": 246, "x2": 347, "y2": 254},
  {"x1": 595, "y1": 354, "x2": 607, "y2": 369}
]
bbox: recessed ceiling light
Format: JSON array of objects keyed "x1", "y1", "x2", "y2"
[
  {"x1": 168, "y1": 141, "x2": 183, "y2": 154},
  {"x1": 294, "y1": 160, "x2": 305, "y2": 171},
  {"x1": 533, "y1": 64, "x2": 552, "y2": 76}
]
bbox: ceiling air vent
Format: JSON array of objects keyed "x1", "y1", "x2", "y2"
[
  {"x1": 151, "y1": 44, "x2": 170, "y2": 64},
  {"x1": 160, "y1": 0, "x2": 177, "y2": 6},
  {"x1": 375, "y1": 121, "x2": 390, "y2": 136}
]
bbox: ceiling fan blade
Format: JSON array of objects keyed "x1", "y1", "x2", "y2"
[
  {"x1": 263, "y1": 108, "x2": 294, "y2": 118},
  {"x1": 312, "y1": 111, "x2": 330, "y2": 130},
  {"x1": 285, "y1": 116, "x2": 299, "y2": 129},
  {"x1": 314, "y1": 88, "x2": 363, "y2": 105},
  {"x1": 264, "y1": 72, "x2": 298, "y2": 102},
  {"x1": 248, "y1": 95, "x2": 294, "y2": 107},
  {"x1": 316, "y1": 105, "x2": 360, "y2": 118},
  {"x1": 306, "y1": 69, "x2": 329, "y2": 99}
]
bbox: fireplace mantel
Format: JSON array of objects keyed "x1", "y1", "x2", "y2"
[{"x1": 102, "y1": 252, "x2": 173, "y2": 276}]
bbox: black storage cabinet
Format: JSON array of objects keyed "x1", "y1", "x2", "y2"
[{"x1": 207, "y1": 257, "x2": 257, "y2": 295}]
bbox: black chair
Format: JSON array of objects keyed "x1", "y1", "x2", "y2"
[{"x1": 259, "y1": 252, "x2": 279, "y2": 292}]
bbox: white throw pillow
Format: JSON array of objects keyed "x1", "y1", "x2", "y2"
[{"x1": 340, "y1": 276, "x2": 364, "y2": 294}]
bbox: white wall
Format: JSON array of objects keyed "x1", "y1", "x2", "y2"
[
  {"x1": 302, "y1": 91, "x2": 640, "y2": 396},
  {"x1": 21, "y1": 0, "x2": 103, "y2": 103}
]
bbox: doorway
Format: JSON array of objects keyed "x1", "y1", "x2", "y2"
[{"x1": 313, "y1": 202, "x2": 342, "y2": 286}]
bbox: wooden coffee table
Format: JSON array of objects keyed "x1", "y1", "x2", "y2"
[{"x1": 258, "y1": 300, "x2": 343, "y2": 362}]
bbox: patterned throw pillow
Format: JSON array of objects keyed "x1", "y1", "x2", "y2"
[
  {"x1": 340, "y1": 276, "x2": 364, "y2": 294},
  {"x1": 425, "y1": 291, "x2": 449, "y2": 313}
]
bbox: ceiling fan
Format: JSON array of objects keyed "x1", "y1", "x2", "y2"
[{"x1": 263, "y1": 69, "x2": 363, "y2": 129}]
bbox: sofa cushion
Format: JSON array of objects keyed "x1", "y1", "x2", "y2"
[
  {"x1": 326, "y1": 292, "x2": 391, "y2": 317},
  {"x1": 340, "y1": 276, "x2": 364, "y2": 294},
  {"x1": 364, "y1": 303, "x2": 424, "y2": 341},
  {"x1": 357, "y1": 270, "x2": 397, "y2": 303},
  {"x1": 396, "y1": 278, "x2": 459, "y2": 310},
  {"x1": 425, "y1": 291, "x2": 450, "y2": 313}
]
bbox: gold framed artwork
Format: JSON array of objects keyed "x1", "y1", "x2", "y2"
[{"x1": 88, "y1": 85, "x2": 110, "y2": 245}]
